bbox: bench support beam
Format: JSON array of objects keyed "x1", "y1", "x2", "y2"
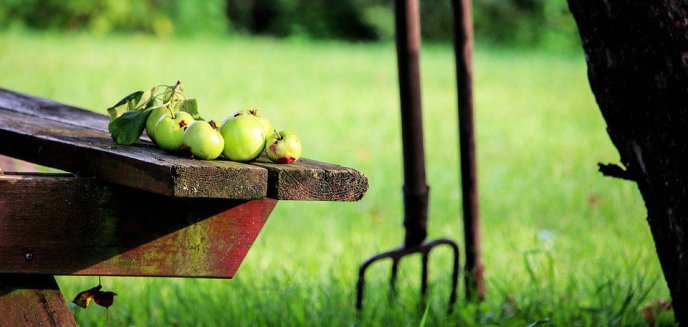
[
  {"x1": 0, "y1": 173, "x2": 277, "y2": 278},
  {"x1": 0, "y1": 274, "x2": 77, "y2": 327}
]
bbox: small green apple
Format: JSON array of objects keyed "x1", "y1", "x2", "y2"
[
  {"x1": 183, "y1": 120, "x2": 224, "y2": 160},
  {"x1": 248, "y1": 109, "x2": 273, "y2": 140},
  {"x1": 146, "y1": 107, "x2": 177, "y2": 143},
  {"x1": 155, "y1": 111, "x2": 195, "y2": 151},
  {"x1": 265, "y1": 130, "x2": 302, "y2": 164},
  {"x1": 232, "y1": 109, "x2": 273, "y2": 140},
  {"x1": 219, "y1": 114, "x2": 265, "y2": 162}
]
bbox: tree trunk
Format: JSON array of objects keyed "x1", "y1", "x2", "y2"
[{"x1": 567, "y1": 1, "x2": 688, "y2": 324}]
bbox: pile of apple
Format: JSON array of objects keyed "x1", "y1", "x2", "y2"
[{"x1": 106, "y1": 81, "x2": 301, "y2": 163}]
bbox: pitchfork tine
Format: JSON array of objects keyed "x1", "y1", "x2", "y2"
[
  {"x1": 356, "y1": 239, "x2": 461, "y2": 311},
  {"x1": 390, "y1": 258, "x2": 400, "y2": 301},
  {"x1": 421, "y1": 251, "x2": 430, "y2": 298},
  {"x1": 356, "y1": 264, "x2": 367, "y2": 311},
  {"x1": 448, "y1": 241, "x2": 460, "y2": 310}
]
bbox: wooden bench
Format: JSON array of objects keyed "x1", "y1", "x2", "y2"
[{"x1": 0, "y1": 88, "x2": 368, "y2": 326}]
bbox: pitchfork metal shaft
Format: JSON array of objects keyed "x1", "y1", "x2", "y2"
[
  {"x1": 450, "y1": 0, "x2": 485, "y2": 300},
  {"x1": 395, "y1": 0, "x2": 428, "y2": 248},
  {"x1": 355, "y1": 0, "x2": 476, "y2": 313}
]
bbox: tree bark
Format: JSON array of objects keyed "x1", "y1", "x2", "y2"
[{"x1": 567, "y1": 1, "x2": 688, "y2": 324}]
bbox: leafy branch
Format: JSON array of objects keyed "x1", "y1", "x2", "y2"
[{"x1": 106, "y1": 80, "x2": 200, "y2": 145}]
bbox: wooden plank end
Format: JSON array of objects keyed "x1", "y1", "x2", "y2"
[{"x1": 252, "y1": 156, "x2": 369, "y2": 201}]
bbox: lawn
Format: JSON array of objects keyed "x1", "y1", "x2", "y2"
[{"x1": 0, "y1": 31, "x2": 674, "y2": 326}]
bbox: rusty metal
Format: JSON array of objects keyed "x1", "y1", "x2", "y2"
[
  {"x1": 355, "y1": 0, "x2": 461, "y2": 312},
  {"x1": 395, "y1": 0, "x2": 427, "y2": 248},
  {"x1": 356, "y1": 239, "x2": 460, "y2": 310},
  {"x1": 451, "y1": 0, "x2": 485, "y2": 300}
]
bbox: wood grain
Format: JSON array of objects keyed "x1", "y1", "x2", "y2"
[
  {"x1": 0, "y1": 88, "x2": 111, "y2": 134},
  {"x1": 0, "y1": 88, "x2": 368, "y2": 201},
  {"x1": 253, "y1": 155, "x2": 369, "y2": 201},
  {"x1": 0, "y1": 173, "x2": 276, "y2": 278},
  {"x1": 0, "y1": 274, "x2": 77, "y2": 327}
]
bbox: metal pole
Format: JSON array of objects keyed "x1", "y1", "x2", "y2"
[
  {"x1": 356, "y1": 0, "x2": 464, "y2": 311},
  {"x1": 395, "y1": 0, "x2": 428, "y2": 248},
  {"x1": 451, "y1": 0, "x2": 485, "y2": 300}
]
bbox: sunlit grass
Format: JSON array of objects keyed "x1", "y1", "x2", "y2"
[{"x1": 0, "y1": 31, "x2": 674, "y2": 325}]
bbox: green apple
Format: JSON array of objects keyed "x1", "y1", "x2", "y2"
[
  {"x1": 248, "y1": 109, "x2": 273, "y2": 139},
  {"x1": 146, "y1": 107, "x2": 176, "y2": 143},
  {"x1": 183, "y1": 120, "x2": 224, "y2": 160},
  {"x1": 233, "y1": 109, "x2": 273, "y2": 140},
  {"x1": 155, "y1": 111, "x2": 194, "y2": 151},
  {"x1": 265, "y1": 130, "x2": 302, "y2": 164},
  {"x1": 219, "y1": 114, "x2": 265, "y2": 162}
]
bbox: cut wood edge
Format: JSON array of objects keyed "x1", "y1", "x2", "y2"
[{"x1": 251, "y1": 156, "x2": 369, "y2": 201}]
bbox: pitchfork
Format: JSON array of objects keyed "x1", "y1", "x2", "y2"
[{"x1": 356, "y1": 0, "x2": 484, "y2": 312}]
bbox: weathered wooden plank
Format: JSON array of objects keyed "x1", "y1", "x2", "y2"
[
  {"x1": 0, "y1": 174, "x2": 276, "y2": 278},
  {"x1": 0, "y1": 88, "x2": 369, "y2": 201},
  {"x1": 0, "y1": 109, "x2": 268, "y2": 199},
  {"x1": 253, "y1": 155, "x2": 369, "y2": 201},
  {"x1": 0, "y1": 274, "x2": 77, "y2": 327},
  {"x1": 0, "y1": 88, "x2": 111, "y2": 134}
]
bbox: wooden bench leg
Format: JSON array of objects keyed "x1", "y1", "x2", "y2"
[{"x1": 0, "y1": 274, "x2": 76, "y2": 327}]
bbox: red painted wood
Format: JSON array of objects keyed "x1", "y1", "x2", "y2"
[
  {"x1": 0, "y1": 274, "x2": 77, "y2": 326},
  {"x1": 0, "y1": 174, "x2": 276, "y2": 278},
  {"x1": 79, "y1": 198, "x2": 277, "y2": 278}
]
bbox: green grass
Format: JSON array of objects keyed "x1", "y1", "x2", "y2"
[{"x1": 0, "y1": 31, "x2": 676, "y2": 326}]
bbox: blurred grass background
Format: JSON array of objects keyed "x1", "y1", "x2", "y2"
[{"x1": 0, "y1": 0, "x2": 676, "y2": 325}]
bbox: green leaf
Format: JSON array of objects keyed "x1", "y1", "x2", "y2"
[
  {"x1": 135, "y1": 86, "x2": 158, "y2": 110},
  {"x1": 144, "y1": 97, "x2": 159, "y2": 109},
  {"x1": 180, "y1": 99, "x2": 203, "y2": 120},
  {"x1": 108, "y1": 109, "x2": 152, "y2": 145},
  {"x1": 110, "y1": 91, "x2": 144, "y2": 110},
  {"x1": 106, "y1": 91, "x2": 143, "y2": 121},
  {"x1": 107, "y1": 104, "x2": 128, "y2": 122}
]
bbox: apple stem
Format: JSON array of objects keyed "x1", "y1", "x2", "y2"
[
  {"x1": 209, "y1": 120, "x2": 218, "y2": 129},
  {"x1": 166, "y1": 104, "x2": 176, "y2": 119},
  {"x1": 160, "y1": 81, "x2": 183, "y2": 119},
  {"x1": 170, "y1": 81, "x2": 182, "y2": 97},
  {"x1": 274, "y1": 130, "x2": 282, "y2": 140}
]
